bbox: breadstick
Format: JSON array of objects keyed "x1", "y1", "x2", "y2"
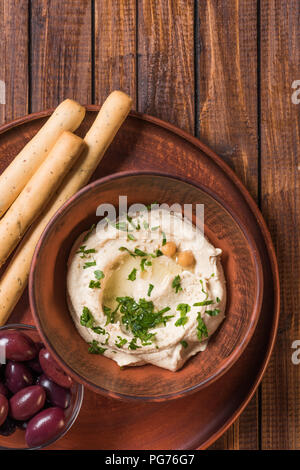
[
  {"x1": 0, "y1": 90, "x2": 132, "y2": 325},
  {"x1": 0, "y1": 131, "x2": 85, "y2": 267},
  {"x1": 0, "y1": 99, "x2": 85, "y2": 218}
]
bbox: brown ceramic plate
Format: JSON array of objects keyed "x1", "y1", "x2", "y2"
[
  {"x1": 29, "y1": 171, "x2": 264, "y2": 400},
  {"x1": 0, "y1": 108, "x2": 279, "y2": 448}
]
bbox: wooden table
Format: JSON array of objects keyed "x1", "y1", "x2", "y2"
[{"x1": 0, "y1": 0, "x2": 299, "y2": 450}]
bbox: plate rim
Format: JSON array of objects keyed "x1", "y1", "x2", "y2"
[{"x1": 0, "y1": 108, "x2": 280, "y2": 449}]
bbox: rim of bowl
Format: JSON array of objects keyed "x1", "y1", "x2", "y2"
[
  {"x1": 0, "y1": 323, "x2": 84, "y2": 450},
  {"x1": 29, "y1": 170, "x2": 264, "y2": 401}
]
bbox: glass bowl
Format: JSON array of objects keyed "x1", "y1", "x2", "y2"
[{"x1": 0, "y1": 323, "x2": 84, "y2": 450}]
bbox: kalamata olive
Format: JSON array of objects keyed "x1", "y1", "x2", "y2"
[
  {"x1": 5, "y1": 361, "x2": 33, "y2": 394},
  {"x1": 9, "y1": 385, "x2": 46, "y2": 421},
  {"x1": 0, "y1": 382, "x2": 9, "y2": 397},
  {"x1": 0, "y1": 393, "x2": 8, "y2": 426},
  {"x1": 39, "y1": 349, "x2": 72, "y2": 389},
  {"x1": 0, "y1": 331, "x2": 36, "y2": 361},
  {"x1": 25, "y1": 407, "x2": 65, "y2": 447},
  {"x1": 0, "y1": 416, "x2": 16, "y2": 436},
  {"x1": 37, "y1": 374, "x2": 71, "y2": 409}
]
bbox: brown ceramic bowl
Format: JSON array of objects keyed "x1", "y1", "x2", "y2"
[{"x1": 29, "y1": 171, "x2": 263, "y2": 401}]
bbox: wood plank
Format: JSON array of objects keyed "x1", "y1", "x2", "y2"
[
  {"x1": 197, "y1": 0, "x2": 259, "y2": 449},
  {"x1": 260, "y1": 0, "x2": 300, "y2": 449},
  {"x1": 137, "y1": 0, "x2": 195, "y2": 133},
  {"x1": 0, "y1": 0, "x2": 28, "y2": 124},
  {"x1": 30, "y1": 0, "x2": 92, "y2": 111},
  {"x1": 197, "y1": 0, "x2": 258, "y2": 200},
  {"x1": 94, "y1": 0, "x2": 137, "y2": 107}
]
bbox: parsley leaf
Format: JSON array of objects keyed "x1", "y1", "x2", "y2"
[
  {"x1": 80, "y1": 306, "x2": 94, "y2": 328},
  {"x1": 88, "y1": 340, "x2": 106, "y2": 355},
  {"x1": 89, "y1": 280, "x2": 101, "y2": 289},
  {"x1": 83, "y1": 224, "x2": 96, "y2": 242},
  {"x1": 172, "y1": 275, "x2": 182, "y2": 293},
  {"x1": 180, "y1": 340, "x2": 188, "y2": 348},
  {"x1": 197, "y1": 314, "x2": 208, "y2": 341},
  {"x1": 76, "y1": 246, "x2": 97, "y2": 258},
  {"x1": 205, "y1": 308, "x2": 220, "y2": 316},
  {"x1": 128, "y1": 268, "x2": 137, "y2": 281},
  {"x1": 147, "y1": 284, "x2": 154, "y2": 297},
  {"x1": 128, "y1": 337, "x2": 141, "y2": 350},
  {"x1": 175, "y1": 303, "x2": 191, "y2": 327},
  {"x1": 83, "y1": 260, "x2": 96, "y2": 269},
  {"x1": 94, "y1": 270, "x2": 104, "y2": 280},
  {"x1": 115, "y1": 336, "x2": 128, "y2": 348},
  {"x1": 116, "y1": 296, "x2": 173, "y2": 345},
  {"x1": 193, "y1": 299, "x2": 214, "y2": 306}
]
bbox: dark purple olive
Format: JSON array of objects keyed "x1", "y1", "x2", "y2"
[
  {"x1": 37, "y1": 374, "x2": 71, "y2": 409},
  {"x1": 0, "y1": 382, "x2": 9, "y2": 397},
  {"x1": 39, "y1": 349, "x2": 72, "y2": 389},
  {"x1": 0, "y1": 331, "x2": 36, "y2": 361},
  {"x1": 25, "y1": 407, "x2": 65, "y2": 447},
  {"x1": 5, "y1": 361, "x2": 33, "y2": 394},
  {"x1": 0, "y1": 393, "x2": 8, "y2": 426},
  {"x1": 9, "y1": 385, "x2": 46, "y2": 421}
]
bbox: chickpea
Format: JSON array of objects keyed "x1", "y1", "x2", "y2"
[
  {"x1": 161, "y1": 241, "x2": 177, "y2": 257},
  {"x1": 177, "y1": 250, "x2": 195, "y2": 267}
]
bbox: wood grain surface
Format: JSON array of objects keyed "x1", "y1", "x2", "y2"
[{"x1": 0, "y1": 0, "x2": 298, "y2": 450}]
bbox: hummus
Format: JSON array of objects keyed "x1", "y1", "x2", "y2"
[{"x1": 67, "y1": 209, "x2": 226, "y2": 371}]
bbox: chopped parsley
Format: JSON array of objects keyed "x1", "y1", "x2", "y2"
[
  {"x1": 193, "y1": 299, "x2": 214, "y2": 306},
  {"x1": 151, "y1": 225, "x2": 160, "y2": 231},
  {"x1": 119, "y1": 247, "x2": 148, "y2": 257},
  {"x1": 205, "y1": 308, "x2": 220, "y2": 316},
  {"x1": 128, "y1": 337, "x2": 141, "y2": 350},
  {"x1": 216, "y1": 297, "x2": 221, "y2": 303},
  {"x1": 147, "y1": 284, "x2": 154, "y2": 297},
  {"x1": 76, "y1": 245, "x2": 97, "y2": 258},
  {"x1": 128, "y1": 268, "x2": 137, "y2": 281},
  {"x1": 80, "y1": 307, "x2": 106, "y2": 336},
  {"x1": 162, "y1": 232, "x2": 167, "y2": 246},
  {"x1": 91, "y1": 325, "x2": 106, "y2": 335},
  {"x1": 88, "y1": 340, "x2": 106, "y2": 355},
  {"x1": 94, "y1": 270, "x2": 104, "y2": 280},
  {"x1": 89, "y1": 270, "x2": 104, "y2": 289},
  {"x1": 83, "y1": 260, "x2": 96, "y2": 269},
  {"x1": 143, "y1": 221, "x2": 149, "y2": 229},
  {"x1": 151, "y1": 249, "x2": 163, "y2": 258},
  {"x1": 199, "y1": 279, "x2": 208, "y2": 300},
  {"x1": 175, "y1": 303, "x2": 191, "y2": 327},
  {"x1": 180, "y1": 340, "x2": 188, "y2": 348},
  {"x1": 80, "y1": 306, "x2": 94, "y2": 328},
  {"x1": 89, "y1": 279, "x2": 101, "y2": 289},
  {"x1": 103, "y1": 305, "x2": 118, "y2": 325},
  {"x1": 146, "y1": 202, "x2": 159, "y2": 210},
  {"x1": 83, "y1": 224, "x2": 96, "y2": 242},
  {"x1": 127, "y1": 215, "x2": 140, "y2": 231},
  {"x1": 115, "y1": 336, "x2": 128, "y2": 348},
  {"x1": 119, "y1": 246, "x2": 163, "y2": 259},
  {"x1": 196, "y1": 314, "x2": 208, "y2": 341},
  {"x1": 115, "y1": 296, "x2": 173, "y2": 346},
  {"x1": 172, "y1": 275, "x2": 182, "y2": 293},
  {"x1": 140, "y1": 258, "x2": 152, "y2": 271},
  {"x1": 127, "y1": 233, "x2": 137, "y2": 241}
]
